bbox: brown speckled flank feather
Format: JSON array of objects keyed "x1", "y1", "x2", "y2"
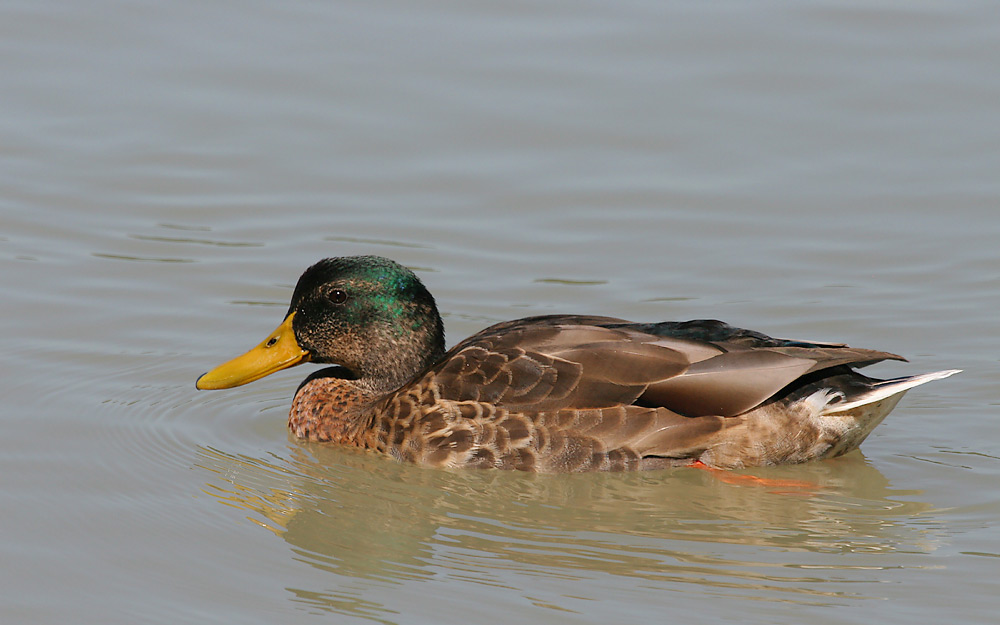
[{"x1": 199, "y1": 256, "x2": 959, "y2": 472}]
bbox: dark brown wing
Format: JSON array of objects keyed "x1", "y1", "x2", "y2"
[
  {"x1": 431, "y1": 319, "x2": 689, "y2": 411},
  {"x1": 425, "y1": 315, "x2": 904, "y2": 417},
  {"x1": 638, "y1": 343, "x2": 904, "y2": 416}
]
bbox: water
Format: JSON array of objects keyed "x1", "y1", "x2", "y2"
[{"x1": 2, "y1": 1, "x2": 998, "y2": 623}]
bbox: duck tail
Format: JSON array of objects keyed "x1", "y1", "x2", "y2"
[{"x1": 821, "y1": 369, "x2": 961, "y2": 414}]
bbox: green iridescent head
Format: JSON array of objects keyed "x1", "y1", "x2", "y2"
[{"x1": 290, "y1": 256, "x2": 444, "y2": 381}]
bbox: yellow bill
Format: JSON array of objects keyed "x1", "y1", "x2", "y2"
[{"x1": 196, "y1": 313, "x2": 310, "y2": 390}]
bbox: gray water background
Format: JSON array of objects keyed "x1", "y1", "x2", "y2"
[{"x1": 2, "y1": 1, "x2": 998, "y2": 623}]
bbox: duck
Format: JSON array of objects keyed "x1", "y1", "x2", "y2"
[{"x1": 196, "y1": 255, "x2": 958, "y2": 472}]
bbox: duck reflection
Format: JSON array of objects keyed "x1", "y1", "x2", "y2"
[{"x1": 195, "y1": 442, "x2": 936, "y2": 617}]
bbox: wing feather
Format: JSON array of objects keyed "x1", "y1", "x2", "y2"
[{"x1": 418, "y1": 315, "x2": 904, "y2": 421}]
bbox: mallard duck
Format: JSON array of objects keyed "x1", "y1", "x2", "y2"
[{"x1": 196, "y1": 255, "x2": 958, "y2": 472}]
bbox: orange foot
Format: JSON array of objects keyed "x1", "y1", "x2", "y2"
[{"x1": 688, "y1": 460, "x2": 818, "y2": 495}]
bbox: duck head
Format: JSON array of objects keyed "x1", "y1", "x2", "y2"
[{"x1": 196, "y1": 255, "x2": 446, "y2": 395}]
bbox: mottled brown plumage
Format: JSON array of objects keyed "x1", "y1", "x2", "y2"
[{"x1": 198, "y1": 255, "x2": 958, "y2": 472}]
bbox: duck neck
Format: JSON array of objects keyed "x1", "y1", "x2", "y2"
[
  {"x1": 356, "y1": 317, "x2": 446, "y2": 397},
  {"x1": 288, "y1": 369, "x2": 381, "y2": 444}
]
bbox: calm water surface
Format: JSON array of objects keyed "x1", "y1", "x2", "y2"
[{"x1": 2, "y1": 1, "x2": 998, "y2": 623}]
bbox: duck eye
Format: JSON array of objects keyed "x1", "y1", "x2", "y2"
[{"x1": 327, "y1": 289, "x2": 348, "y2": 305}]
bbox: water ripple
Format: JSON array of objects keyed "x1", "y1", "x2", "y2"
[{"x1": 188, "y1": 441, "x2": 948, "y2": 615}]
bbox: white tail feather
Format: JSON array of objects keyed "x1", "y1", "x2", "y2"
[{"x1": 822, "y1": 369, "x2": 961, "y2": 414}]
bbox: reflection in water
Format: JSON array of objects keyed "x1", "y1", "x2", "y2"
[{"x1": 195, "y1": 444, "x2": 938, "y2": 620}]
